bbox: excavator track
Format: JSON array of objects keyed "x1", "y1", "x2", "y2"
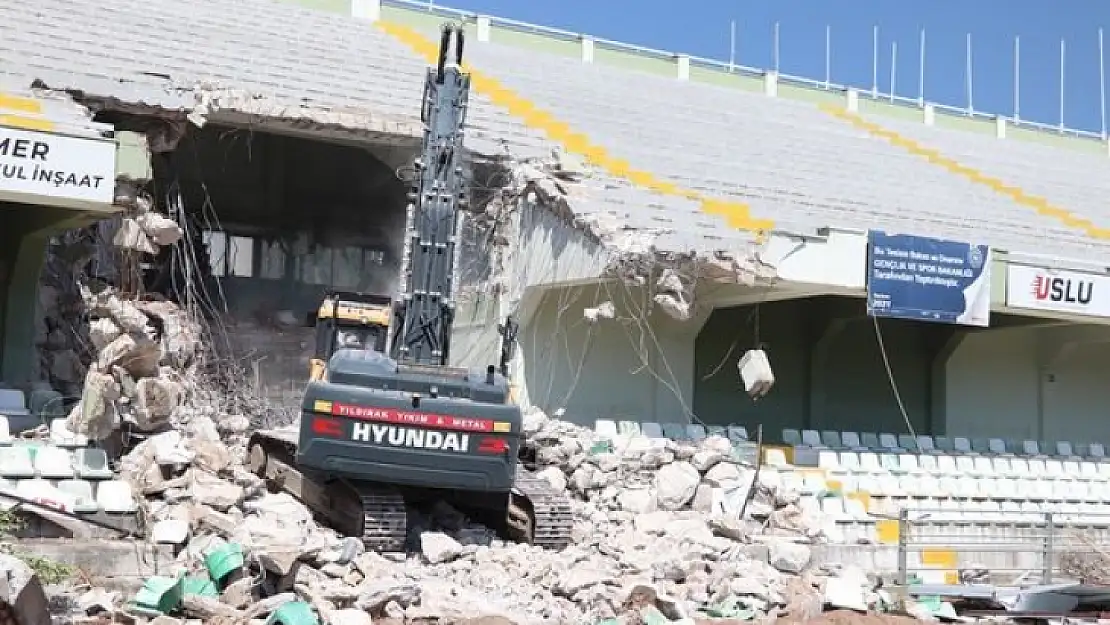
[
  {"x1": 250, "y1": 432, "x2": 572, "y2": 552},
  {"x1": 248, "y1": 431, "x2": 409, "y2": 552},
  {"x1": 346, "y1": 481, "x2": 408, "y2": 553},
  {"x1": 511, "y1": 470, "x2": 574, "y2": 551}
]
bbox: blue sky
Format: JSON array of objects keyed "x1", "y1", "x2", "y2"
[{"x1": 432, "y1": 0, "x2": 1110, "y2": 135}]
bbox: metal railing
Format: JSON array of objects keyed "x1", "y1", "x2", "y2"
[
  {"x1": 894, "y1": 507, "x2": 1110, "y2": 590},
  {"x1": 382, "y1": 0, "x2": 1109, "y2": 144}
]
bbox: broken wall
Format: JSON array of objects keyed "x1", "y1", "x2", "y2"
[
  {"x1": 514, "y1": 282, "x2": 710, "y2": 427},
  {"x1": 152, "y1": 126, "x2": 412, "y2": 413},
  {"x1": 36, "y1": 226, "x2": 106, "y2": 398}
]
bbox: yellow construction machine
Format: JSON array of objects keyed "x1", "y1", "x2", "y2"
[{"x1": 307, "y1": 290, "x2": 392, "y2": 381}]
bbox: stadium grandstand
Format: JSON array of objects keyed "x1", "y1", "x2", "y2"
[{"x1": 6, "y1": 0, "x2": 1110, "y2": 582}]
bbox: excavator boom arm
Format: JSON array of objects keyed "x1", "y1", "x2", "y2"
[{"x1": 389, "y1": 25, "x2": 469, "y2": 366}]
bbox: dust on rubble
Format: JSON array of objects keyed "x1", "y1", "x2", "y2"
[
  {"x1": 769, "y1": 609, "x2": 926, "y2": 625},
  {"x1": 14, "y1": 286, "x2": 925, "y2": 624}
]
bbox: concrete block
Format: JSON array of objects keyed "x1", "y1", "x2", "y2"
[
  {"x1": 0, "y1": 553, "x2": 50, "y2": 625},
  {"x1": 476, "y1": 15, "x2": 491, "y2": 42},
  {"x1": 995, "y1": 116, "x2": 1007, "y2": 139},
  {"x1": 581, "y1": 36, "x2": 594, "y2": 63},
  {"x1": 350, "y1": 0, "x2": 380, "y2": 21},
  {"x1": 151, "y1": 519, "x2": 189, "y2": 545},
  {"x1": 676, "y1": 55, "x2": 690, "y2": 81},
  {"x1": 763, "y1": 71, "x2": 778, "y2": 97},
  {"x1": 923, "y1": 103, "x2": 936, "y2": 126},
  {"x1": 846, "y1": 88, "x2": 859, "y2": 112},
  {"x1": 17, "y1": 539, "x2": 174, "y2": 578}
]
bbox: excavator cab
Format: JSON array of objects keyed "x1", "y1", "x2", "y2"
[{"x1": 309, "y1": 290, "x2": 392, "y2": 381}]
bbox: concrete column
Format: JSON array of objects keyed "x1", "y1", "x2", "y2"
[
  {"x1": 929, "y1": 331, "x2": 965, "y2": 436},
  {"x1": 351, "y1": 0, "x2": 380, "y2": 22},
  {"x1": 506, "y1": 286, "x2": 545, "y2": 412},
  {"x1": 475, "y1": 15, "x2": 491, "y2": 42},
  {"x1": 115, "y1": 132, "x2": 152, "y2": 180},
  {"x1": 846, "y1": 88, "x2": 859, "y2": 112},
  {"x1": 3, "y1": 232, "x2": 53, "y2": 386},
  {"x1": 2, "y1": 212, "x2": 100, "y2": 388},
  {"x1": 649, "y1": 304, "x2": 712, "y2": 425},
  {"x1": 676, "y1": 55, "x2": 690, "y2": 81},
  {"x1": 809, "y1": 317, "x2": 850, "y2": 429},
  {"x1": 923, "y1": 103, "x2": 935, "y2": 126},
  {"x1": 994, "y1": 116, "x2": 1007, "y2": 139},
  {"x1": 763, "y1": 71, "x2": 778, "y2": 97},
  {"x1": 581, "y1": 36, "x2": 594, "y2": 63}
]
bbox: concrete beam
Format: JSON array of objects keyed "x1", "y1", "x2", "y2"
[
  {"x1": 19, "y1": 539, "x2": 175, "y2": 578},
  {"x1": 509, "y1": 199, "x2": 608, "y2": 294},
  {"x1": 1037, "y1": 323, "x2": 1110, "y2": 369}
]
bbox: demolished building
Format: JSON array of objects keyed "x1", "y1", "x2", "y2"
[
  {"x1": 8, "y1": 0, "x2": 1110, "y2": 448},
  {"x1": 0, "y1": 0, "x2": 820, "y2": 430}
]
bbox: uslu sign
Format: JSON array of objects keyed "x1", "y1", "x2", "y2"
[
  {"x1": 0, "y1": 125, "x2": 116, "y2": 206},
  {"x1": 1006, "y1": 264, "x2": 1110, "y2": 318}
]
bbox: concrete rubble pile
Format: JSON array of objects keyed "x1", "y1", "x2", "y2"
[
  {"x1": 64, "y1": 286, "x2": 202, "y2": 441},
  {"x1": 43, "y1": 276, "x2": 894, "y2": 623},
  {"x1": 49, "y1": 399, "x2": 894, "y2": 624},
  {"x1": 36, "y1": 196, "x2": 185, "y2": 399}
]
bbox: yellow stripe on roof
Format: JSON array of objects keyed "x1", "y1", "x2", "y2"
[{"x1": 376, "y1": 21, "x2": 776, "y2": 237}]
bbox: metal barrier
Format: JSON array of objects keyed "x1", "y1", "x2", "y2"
[
  {"x1": 383, "y1": 0, "x2": 1110, "y2": 142},
  {"x1": 891, "y1": 508, "x2": 1110, "y2": 588}
]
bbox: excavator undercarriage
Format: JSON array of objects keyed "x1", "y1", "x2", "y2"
[{"x1": 246, "y1": 429, "x2": 573, "y2": 552}]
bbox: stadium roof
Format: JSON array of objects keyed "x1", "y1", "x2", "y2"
[{"x1": 3, "y1": 0, "x2": 1109, "y2": 265}]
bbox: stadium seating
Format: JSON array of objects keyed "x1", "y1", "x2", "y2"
[
  {"x1": 0, "y1": 417, "x2": 135, "y2": 517},
  {"x1": 593, "y1": 419, "x2": 1110, "y2": 544},
  {"x1": 874, "y1": 115, "x2": 1110, "y2": 235},
  {"x1": 450, "y1": 33, "x2": 1105, "y2": 260}
]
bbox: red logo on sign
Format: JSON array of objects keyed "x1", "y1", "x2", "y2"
[
  {"x1": 330, "y1": 403, "x2": 495, "y2": 433},
  {"x1": 1032, "y1": 274, "x2": 1094, "y2": 304}
]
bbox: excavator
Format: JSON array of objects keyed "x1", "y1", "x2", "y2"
[
  {"x1": 306, "y1": 291, "x2": 391, "y2": 382},
  {"x1": 246, "y1": 24, "x2": 573, "y2": 553}
]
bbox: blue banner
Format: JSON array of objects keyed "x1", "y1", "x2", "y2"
[{"x1": 866, "y1": 231, "x2": 992, "y2": 327}]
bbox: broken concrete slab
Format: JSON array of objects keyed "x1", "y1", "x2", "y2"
[{"x1": 0, "y1": 553, "x2": 51, "y2": 625}]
